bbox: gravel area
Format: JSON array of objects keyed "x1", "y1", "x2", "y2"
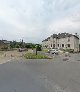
[{"x1": 0, "y1": 50, "x2": 28, "y2": 64}]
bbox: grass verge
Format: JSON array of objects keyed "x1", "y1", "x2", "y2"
[
  {"x1": 42, "y1": 49, "x2": 48, "y2": 53},
  {"x1": 24, "y1": 53, "x2": 51, "y2": 59}
]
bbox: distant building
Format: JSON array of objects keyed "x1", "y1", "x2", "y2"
[{"x1": 42, "y1": 33, "x2": 79, "y2": 52}]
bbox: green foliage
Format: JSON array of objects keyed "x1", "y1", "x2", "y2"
[
  {"x1": 25, "y1": 43, "x2": 42, "y2": 51},
  {"x1": 24, "y1": 53, "x2": 51, "y2": 59},
  {"x1": 36, "y1": 45, "x2": 42, "y2": 51},
  {"x1": 42, "y1": 49, "x2": 48, "y2": 52},
  {"x1": 25, "y1": 43, "x2": 36, "y2": 49},
  {"x1": 25, "y1": 44, "x2": 31, "y2": 48},
  {"x1": 10, "y1": 41, "x2": 25, "y2": 48},
  {"x1": 10, "y1": 41, "x2": 42, "y2": 50},
  {"x1": 15, "y1": 44, "x2": 20, "y2": 48}
]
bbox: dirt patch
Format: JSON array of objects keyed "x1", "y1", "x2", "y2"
[{"x1": 0, "y1": 50, "x2": 28, "y2": 64}]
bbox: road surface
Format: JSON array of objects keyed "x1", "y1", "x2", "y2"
[{"x1": 0, "y1": 53, "x2": 80, "y2": 92}]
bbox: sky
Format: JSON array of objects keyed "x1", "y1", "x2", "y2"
[{"x1": 0, "y1": 0, "x2": 80, "y2": 43}]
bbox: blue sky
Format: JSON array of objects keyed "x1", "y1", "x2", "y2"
[{"x1": 0, "y1": 0, "x2": 80, "y2": 43}]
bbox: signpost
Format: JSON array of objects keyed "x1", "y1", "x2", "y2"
[{"x1": 35, "y1": 45, "x2": 38, "y2": 55}]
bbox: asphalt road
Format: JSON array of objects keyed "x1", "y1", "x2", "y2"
[{"x1": 0, "y1": 53, "x2": 80, "y2": 92}]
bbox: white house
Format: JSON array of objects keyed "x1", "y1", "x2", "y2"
[{"x1": 42, "y1": 33, "x2": 79, "y2": 52}]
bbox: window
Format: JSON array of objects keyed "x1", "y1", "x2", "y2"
[
  {"x1": 58, "y1": 44, "x2": 59, "y2": 47},
  {"x1": 53, "y1": 44, "x2": 55, "y2": 48},
  {"x1": 62, "y1": 44, "x2": 64, "y2": 47},
  {"x1": 51, "y1": 44, "x2": 52, "y2": 47},
  {"x1": 68, "y1": 37, "x2": 70, "y2": 42},
  {"x1": 68, "y1": 44, "x2": 70, "y2": 47}
]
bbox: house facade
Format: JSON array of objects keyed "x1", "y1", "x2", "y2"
[{"x1": 42, "y1": 33, "x2": 79, "y2": 52}]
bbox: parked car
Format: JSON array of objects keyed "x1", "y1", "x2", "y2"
[
  {"x1": 18, "y1": 48, "x2": 28, "y2": 52},
  {"x1": 48, "y1": 49, "x2": 59, "y2": 54}
]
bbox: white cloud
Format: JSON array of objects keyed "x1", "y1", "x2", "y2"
[
  {"x1": 48, "y1": 11, "x2": 80, "y2": 35},
  {"x1": 0, "y1": 0, "x2": 80, "y2": 43}
]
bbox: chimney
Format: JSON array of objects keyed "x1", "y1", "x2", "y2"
[{"x1": 75, "y1": 33, "x2": 79, "y2": 38}]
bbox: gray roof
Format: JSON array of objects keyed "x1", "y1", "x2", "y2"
[
  {"x1": 57, "y1": 33, "x2": 72, "y2": 39},
  {"x1": 51, "y1": 33, "x2": 79, "y2": 39},
  {"x1": 42, "y1": 39, "x2": 48, "y2": 42},
  {"x1": 42, "y1": 37, "x2": 50, "y2": 42},
  {"x1": 42, "y1": 33, "x2": 79, "y2": 42},
  {"x1": 51, "y1": 34, "x2": 57, "y2": 38}
]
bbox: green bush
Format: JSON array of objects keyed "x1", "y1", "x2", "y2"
[
  {"x1": 24, "y1": 53, "x2": 51, "y2": 59},
  {"x1": 37, "y1": 45, "x2": 42, "y2": 51}
]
